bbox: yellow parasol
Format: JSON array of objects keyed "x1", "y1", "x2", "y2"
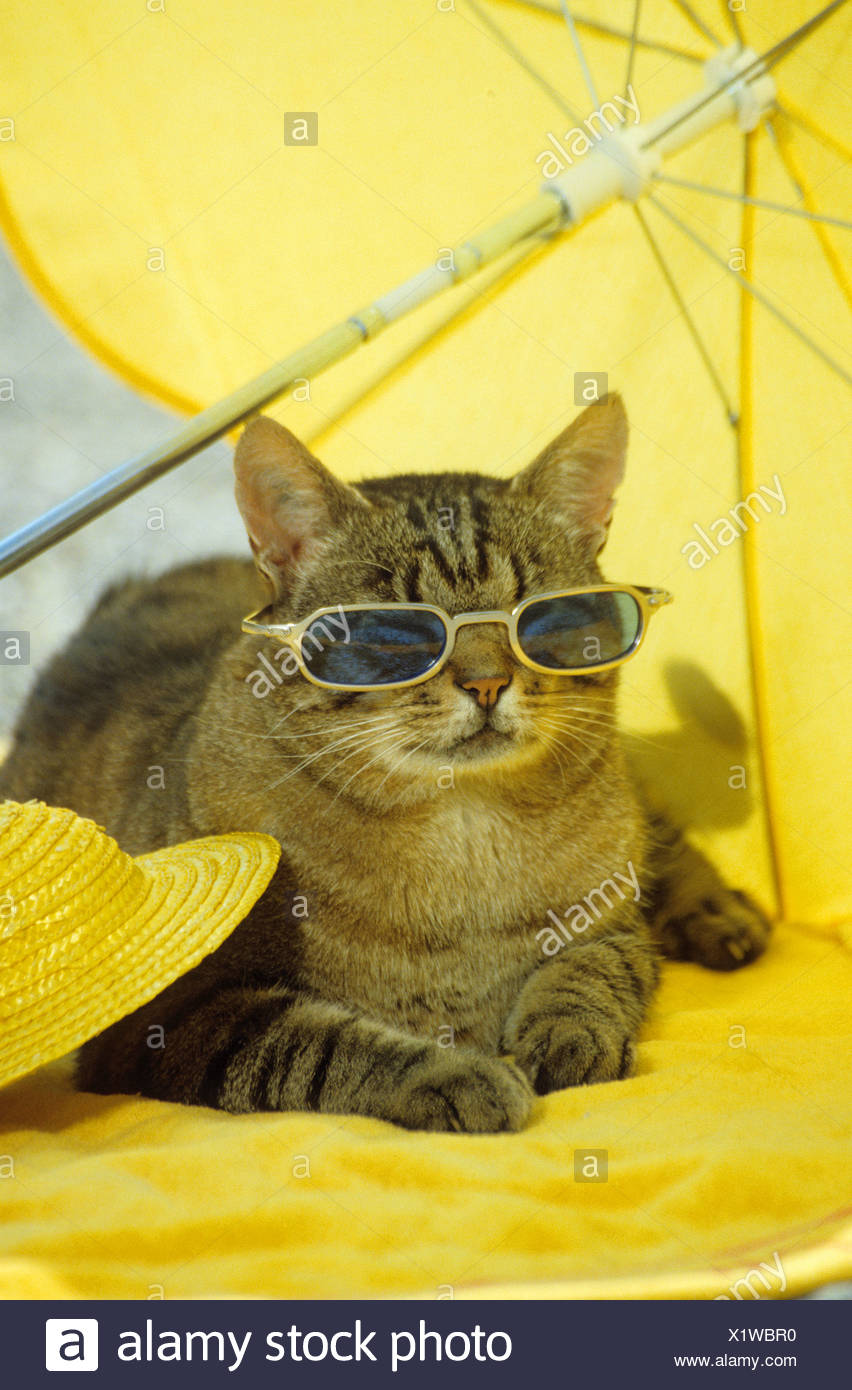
[{"x1": 0, "y1": 0, "x2": 850, "y2": 1300}]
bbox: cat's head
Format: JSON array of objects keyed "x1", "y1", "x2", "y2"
[{"x1": 233, "y1": 395, "x2": 627, "y2": 806}]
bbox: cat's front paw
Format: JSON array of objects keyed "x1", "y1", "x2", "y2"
[
  {"x1": 654, "y1": 888, "x2": 771, "y2": 972},
  {"x1": 509, "y1": 1012, "x2": 635, "y2": 1096},
  {"x1": 394, "y1": 1051, "x2": 534, "y2": 1133}
]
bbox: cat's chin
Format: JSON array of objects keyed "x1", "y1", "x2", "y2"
[
  {"x1": 439, "y1": 727, "x2": 552, "y2": 775},
  {"x1": 450, "y1": 728, "x2": 516, "y2": 761}
]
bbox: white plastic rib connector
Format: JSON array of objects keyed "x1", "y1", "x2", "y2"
[
  {"x1": 704, "y1": 44, "x2": 776, "y2": 133},
  {"x1": 541, "y1": 130, "x2": 658, "y2": 223},
  {"x1": 541, "y1": 43, "x2": 775, "y2": 225}
]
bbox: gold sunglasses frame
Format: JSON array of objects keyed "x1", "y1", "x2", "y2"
[{"x1": 241, "y1": 584, "x2": 673, "y2": 692}]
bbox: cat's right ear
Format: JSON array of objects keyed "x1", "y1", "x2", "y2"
[
  {"x1": 509, "y1": 393, "x2": 627, "y2": 557},
  {"x1": 234, "y1": 416, "x2": 368, "y2": 596}
]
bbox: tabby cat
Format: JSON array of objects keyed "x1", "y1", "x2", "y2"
[{"x1": 0, "y1": 394, "x2": 770, "y2": 1131}]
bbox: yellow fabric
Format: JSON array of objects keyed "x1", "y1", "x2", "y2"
[
  {"x1": 1, "y1": 918, "x2": 850, "y2": 1299},
  {"x1": 1, "y1": 0, "x2": 850, "y2": 1298}
]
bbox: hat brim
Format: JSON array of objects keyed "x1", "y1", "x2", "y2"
[{"x1": 1, "y1": 827, "x2": 280, "y2": 1089}]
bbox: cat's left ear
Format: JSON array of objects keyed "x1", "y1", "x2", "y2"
[{"x1": 510, "y1": 393, "x2": 627, "y2": 556}]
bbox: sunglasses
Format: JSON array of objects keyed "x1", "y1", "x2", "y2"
[{"x1": 241, "y1": 584, "x2": 673, "y2": 692}]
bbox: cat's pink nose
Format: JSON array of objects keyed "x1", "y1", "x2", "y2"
[{"x1": 458, "y1": 675, "x2": 511, "y2": 710}]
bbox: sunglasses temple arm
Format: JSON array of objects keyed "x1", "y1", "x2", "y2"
[
  {"x1": 641, "y1": 587, "x2": 674, "y2": 608},
  {"x1": 240, "y1": 608, "x2": 300, "y2": 640}
]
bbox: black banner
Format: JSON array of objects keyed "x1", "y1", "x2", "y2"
[{"x1": 2, "y1": 1297, "x2": 841, "y2": 1386}]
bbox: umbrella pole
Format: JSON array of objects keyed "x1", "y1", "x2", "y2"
[
  {"x1": 0, "y1": 42, "x2": 778, "y2": 578},
  {"x1": 0, "y1": 195, "x2": 564, "y2": 580}
]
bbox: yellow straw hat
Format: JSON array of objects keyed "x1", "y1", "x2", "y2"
[{"x1": 0, "y1": 800, "x2": 281, "y2": 1089}]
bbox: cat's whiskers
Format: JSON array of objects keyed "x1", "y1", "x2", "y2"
[
  {"x1": 189, "y1": 694, "x2": 318, "y2": 741},
  {"x1": 289, "y1": 727, "x2": 404, "y2": 811},
  {"x1": 541, "y1": 731, "x2": 612, "y2": 755},
  {"x1": 277, "y1": 720, "x2": 400, "y2": 781},
  {"x1": 330, "y1": 729, "x2": 419, "y2": 805},
  {"x1": 312, "y1": 724, "x2": 405, "y2": 791},
  {"x1": 536, "y1": 696, "x2": 616, "y2": 716},
  {"x1": 539, "y1": 717, "x2": 611, "y2": 739},
  {"x1": 540, "y1": 738, "x2": 602, "y2": 786},
  {"x1": 525, "y1": 695, "x2": 611, "y2": 717},
  {"x1": 540, "y1": 706, "x2": 665, "y2": 750},
  {"x1": 189, "y1": 715, "x2": 288, "y2": 741},
  {"x1": 301, "y1": 730, "x2": 412, "y2": 814},
  {"x1": 265, "y1": 696, "x2": 329, "y2": 735},
  {"x1": 374, "y1": 735, "x2": 434, "y2": 794},
  {"x1": 533, "y1": 717, "x2": 614, "y2": 739},
  {"x1": 536, "y1": 710, "x2": 616, "y2": 738},
  {"x1": 538, "y1": 716, "x2": 610, "y2": 745},
  {"x1": 261, "y1": 712, "x2": 398, "y2": 743},
  {"x1": 537, "y1": 720, "x2": 609, "y2": 782},
  {"x1": 539, "y1": 732, "x2": 570, "y2": 787},
  {"x1": 265, "y1": 719, "x2": 400, "y2": 790},
  {"x1": 533, "y1": 696, "x2": 615, "y2": 716}
]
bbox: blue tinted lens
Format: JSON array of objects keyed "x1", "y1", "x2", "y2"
[
  {"x1": 516, "y1": 591, "x2": 641, "y2": 669},
  {"x1": 304, "y1": 609, "x2": 447, "y2": 687}
]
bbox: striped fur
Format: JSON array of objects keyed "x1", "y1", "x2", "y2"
[{"x1": 0, "y1": 398, "x2": 770, "y2": 1130}]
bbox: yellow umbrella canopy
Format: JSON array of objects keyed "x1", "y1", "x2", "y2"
[
  {"x1": 2, "y1": 4, "x2": 850, "y2": 908},
  {"x1": 1, "y1": 0, "x2": 851, "y2": 1305}
]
